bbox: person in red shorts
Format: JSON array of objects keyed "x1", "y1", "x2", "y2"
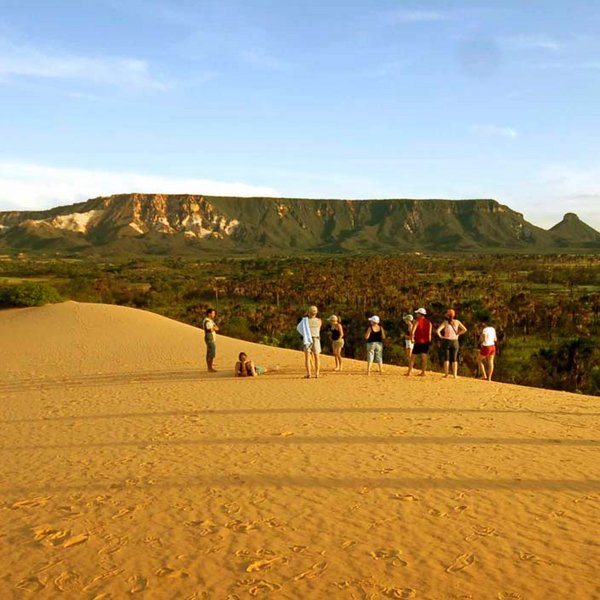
[
  {"x1": 477, "y1": 319, "x2": 497, "y2": 381},
  {"x1": 407, "y1": 307, "x2": 432, "y2": 376}
]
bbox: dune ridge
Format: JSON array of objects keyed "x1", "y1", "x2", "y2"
[{"x1": 0, "y1": 302, "x2": 598, "y2": 599}]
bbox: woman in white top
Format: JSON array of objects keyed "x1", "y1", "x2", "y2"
[
  {"x1": 304, "y1": 305, "x2": 322, "y2": 378},
  {"x1": 477, "y1": 319, "x2": 498, "y2": 381},
  {"x1": 435, "y1": 308, "x2": 467, "y2": 378}
]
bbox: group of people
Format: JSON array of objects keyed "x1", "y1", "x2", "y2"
[{"x1": 201, "y1": 305, "x2": 498, "y2": 381}]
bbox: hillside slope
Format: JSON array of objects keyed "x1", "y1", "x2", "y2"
[{"x1": 2, "y1": 194, "x2": 597, "y2": 254}]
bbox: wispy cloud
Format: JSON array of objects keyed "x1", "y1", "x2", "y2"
[
  {"x1": 527, "y1": 60, "x2": 600, "y2": 71},
  {"x1": 470, "y1": 125, "x2": 518, "y2": 139},
  {"x1": 0, "y1": 39, "x2": 167, "y2": 90},
  {"x1": 0, "y1": 162, "x2": 279, "y2": 211},
  {"x1": 387, "y1": 10, "x2": 449, "y2": 23},
  {"x1": 500, "y1": 34, "x2": 562, "y2": 51}
]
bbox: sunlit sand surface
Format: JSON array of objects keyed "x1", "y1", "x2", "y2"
[{"x1": 1, "y1": 302, "x2": 598, "y2": 599}]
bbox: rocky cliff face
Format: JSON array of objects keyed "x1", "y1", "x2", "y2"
[{"x1": 0, "y1": 194, "x2": 598, "y2": 255}]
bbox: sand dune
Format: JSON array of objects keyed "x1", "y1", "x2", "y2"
[{"x1": 0, "y1": 302, "x2": 598, "y2": 599}]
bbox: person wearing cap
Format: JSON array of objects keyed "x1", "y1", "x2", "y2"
[
  {"x1": 328, "y1": 315, "x2": 345, "y2": 371},
  {"x1": 436, "y1": 308, "x2": 468, "y2": 379},
  {"x1": 365, "y1": 315, "x2": 386, "y2": 375},
  {"x1": 299, "y1": 305, "x2": 322, "y2": 378},
  {"x1": 402, "y1": 314, "x2": 414, "y2": 364},
  {"x1": 408, "y1": 308, "x2": 432, "y2": 376}
]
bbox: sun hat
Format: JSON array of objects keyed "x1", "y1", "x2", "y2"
[
  {"x1": 328, "y1": 315, "x2": 338, "y2": 322},
  {"x1": 403, "y1": 314, "x2": 414, "y2": 322},
  {"x1": 368, "y1": 315, "x2": 380, "y2": 324},
  {"x1": 415, "y1": 308, "x2": 427, "y2": 315}
]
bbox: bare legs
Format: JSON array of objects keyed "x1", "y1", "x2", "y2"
[
  {"x1": 304, "y1": 349, "x2": 320, "y2": 378},
  {"x1": 478, "y1": 354, "x2": 494, "y2": 381},
  {"x1": 333, "y1": 347, "x2": 343, "y2": 371}
]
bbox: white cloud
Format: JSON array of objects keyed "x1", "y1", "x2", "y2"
[
  {"x1": 500, "y1": 34, "x2": 562, "y2": 51},
  {"x1": 469, "y1": 125, "x2": 518, "y2": 139},
  {"x1": 0, "y1": 39, "x2": 166, "y2": 90},
  {"x1": 0, "y1": 162, "x2": 280, "y2": 211},
  {"x1": 387, "y1": 10, "x2": 449, "y2": 23}
]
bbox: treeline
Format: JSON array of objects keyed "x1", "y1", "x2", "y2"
[{"x1": 0, "y1": 254, "x2": 599, "y2": 395}]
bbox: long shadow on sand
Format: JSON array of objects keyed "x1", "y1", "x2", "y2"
[
  {"x1": 2, "y1": 474, "x2": 599, "y2": 495},
  {"x1": 2, "y1": 435, "x2": 599, "y2": 452},
  {"x1": 3, "y1": 406, "x2": 599, "y2": 424}
]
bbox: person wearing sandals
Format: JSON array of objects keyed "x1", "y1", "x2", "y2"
[
  {"x1": 436, "y1": 308, "x2": 467, "y2": 378},
  {"x1": 297, "y1": 305, "x2": 322, "y2": 378},
  {"x1": 365, "y1": 315, "x2": 386, "y2": 375},
  {"x1": 328, "y1": 315, "x2": 345, "y2": 371}
]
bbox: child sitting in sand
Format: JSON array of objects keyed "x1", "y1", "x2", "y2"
[{"x1": 234, "y1": 352, "x2": 266, "y2": 377}]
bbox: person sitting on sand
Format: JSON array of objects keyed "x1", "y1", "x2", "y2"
[
  {"x1": 407, "y1": 308, "x2": 432, "y2": 376},
  {"x1": 477, "y1": 318, "x2": 497, "y2": 381},
  {"x1": 328, "y1": 315, "x2": 344, "y2": 371},
  {"x1": 435, "y1": 308, "x2": 467, "y2": 379},
  {"x1": 365, "y1": 315, "x2": 385, "y2": 375},
  {"x1": 234, "y1": 352, "x2": 266, "y2": 377}
]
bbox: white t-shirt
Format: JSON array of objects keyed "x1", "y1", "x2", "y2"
[{"x1": 481, "y1": 326, "x2": 496, "y2": 347}]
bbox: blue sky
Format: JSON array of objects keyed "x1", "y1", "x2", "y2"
[{"x1": 1, "y1": 0, "x2": 600, "y2": 228}]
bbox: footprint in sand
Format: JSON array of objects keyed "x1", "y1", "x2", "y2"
[
  {"x1": 497, "y1": 593, "x2": 523, "y2": 599},
  {"x1": 293, "y1": 561, "x2": 328, "y2": 581},
  {"x1": 246, "y1": 557, "x2": 287, "y2": 573},
  {"x1": 291, "y1": 545, "x2": 307, "y2": 553},
  {"x1": 54, "y1": 571, "x2": 80, "y2": 592},
  {"x1": 63, "y1": 533, "x2": 90, "y2": 548},
  {"x1": 226, "y1": 520, "x2": 258, "y2": 533},
  {"x1": 390, "y1": 494, "x2": 419, "y2": 502},
  {"x1": 340, "y1": 540, "x2": 356, "y2": 550},
  {"x1": 369, "y1": 549, "x2": 408, "y2": 567},
  {"x1": 128, "y1": 575, "x2": 148, "y2": 594},
  {"x1": 155, "y1": 566, "x2": 190, "y2": 578},
  {"x1": 446, "y1": 552, "x2": 475, "y2": 573},
  {"x1": 428, "y1": 508, "x2": 448, "y2": 517},
  {"x1": 16, "y1": 576, "x2": 46, "y2": 592},
  {"x1": 33, "y1": 526, "x2": 69, "y2": 546},
  {"x1": 464, "y1": 525, "x2": 498, "y2": 541},
  {"x1": 382, "y1": 587, "x2": 416, "y2": 599},
  {"x1": 517, "y1": 551, "x2": 552, "y2": 565},
  {"x1": 12, "y1": 496, "x2": 51, "y2": 509},
  {"x1": 453, "y1": 505, "x2": 468, "y2": 514},
  {"x1": 111, "y1": 507, "x2": 136, "y2": 520},
  {"x1": 248, "y1": 579, "x2": 282, "y2": 596}
]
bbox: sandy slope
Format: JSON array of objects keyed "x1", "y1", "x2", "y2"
[{"x1": 0, "y1": 302, "x2": 598, "y2": 599}]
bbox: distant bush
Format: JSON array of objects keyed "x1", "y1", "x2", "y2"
[{"x1": 0, "y1": 282, "x2": 62, "y2": 307}]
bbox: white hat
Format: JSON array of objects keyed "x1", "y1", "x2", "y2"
[
  {"x1": 328, "y1": 314, "x2": 338, "y2": 322},
  {"x1": 403, "y1": 313, "x2": 414, "y2": 321},
  {"x1": 415, "y1": 307, "x2": 427, "y2": 315},
  {"x1": 368, "y1": 315, "x2": 380, "y2": 324}
]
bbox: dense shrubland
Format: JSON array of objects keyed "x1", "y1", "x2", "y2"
[{"x1": 1, "y1": 254, "x2": 599, "y2": 395}]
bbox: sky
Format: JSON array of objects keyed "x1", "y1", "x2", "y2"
[{"x1": 1, "y1": 0, "x2": 600, "y2": 229}]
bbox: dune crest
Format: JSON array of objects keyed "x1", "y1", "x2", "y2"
[{"x1": 0, "y1": 302, "x2": 598, "y2": 598}]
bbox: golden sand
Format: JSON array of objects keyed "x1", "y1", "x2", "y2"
[{"x1": 0, "y1": 302, "x2": 598, "y2": 599}]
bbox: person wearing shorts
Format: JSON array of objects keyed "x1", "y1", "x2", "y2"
[
  {"x1": 328, "y1": 315, "x2": 345, "y2": 371},
  {"x1": 365, "y1": 315, "x2": 386, "y2": 375},
  {"x1": 403, "y1": 314, "x2": 414, "y2": 365},
  {"x1": 436, "y1": 308, "x2": 467, "y2": 379},
  {"x1": 408, "y1": 308, "x2": 432, "y2": 376},
  {"x1": 202, "y1": 308, "x2": 219, "y2": 372},
  {"x1": 478, "y1": 320, "x2": 497, "y2": 381},
  {"x1": 305, "y1": 305, "x2": 322, "y2": 378}
]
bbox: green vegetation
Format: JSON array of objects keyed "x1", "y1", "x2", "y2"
[
  {"x1": 0, "y1": 280, "x2": 62, "y2": 307},
  {"x1": 1, "y1": 254, "x2": 599, "y2": 395}
]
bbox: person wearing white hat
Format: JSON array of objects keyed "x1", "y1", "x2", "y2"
[
  {"x1": 365, "y1": 315, "x2": 386, "y2": 375},
  {"x1": 407, "y1": 308, "x2": 432, "y2": 376}
]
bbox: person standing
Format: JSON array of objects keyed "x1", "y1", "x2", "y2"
[
  {"x1": 297, "y1": 305, "x2": 322, "y2": 378},
  {"x1": 478, "y1": 319, "x2": 497, "y2": 381},
  {"x1": 365, "y1": 315, "x2": 386, "y2": 375},
  {"x1": 202, "y1": 308, "x2": 219, "y2": 372},
  {"x1": 328, "y1": 315, "x2": 345, "y2": 371},
  {"x1": 402, "y1": 314, "x2": 414, "y2": 365},
  {"x1": 436, "y1": 308, "x2": 468, "y2": 378},
  {"x1": 408, "y1": 308, "x2": 432, "y2": 376}
]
